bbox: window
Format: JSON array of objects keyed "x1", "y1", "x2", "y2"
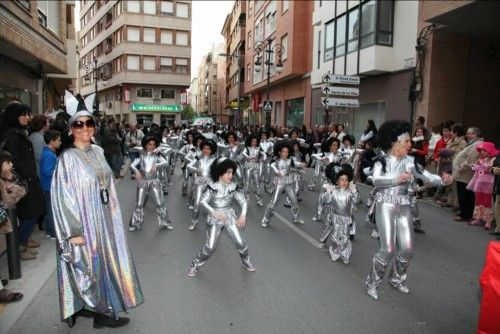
[
  {"x1": 127, "y1": 26, "x2": 140, "y2": 41},
  {"x1": 161, "y1": 1, "x2": 173, "y2": 15},
  {"x1": 160, "y1": 57, "x2": 173, "y2": 72},
  {"x1": 270, "y1": 39, "x2": 276, "y2": 76},
  {"x1": 137, "y1": 88, "x2": 153, "y2": 98},
  {"x1": 253, "y1": 54, "x2": 262, "y2": 84},
  {"x1": 161, "y1": 29, "x2": 173, "y2": 44},
  {"x1": 143, "y1": 0, "x2": 156, "y2": 14},
  {"x1": 347, "y1": 9, "x2": 359, "y2": 53},
  {"x1": 255, "y1": 0, "x2": 264, "y2": 13},
  {"x1": 127, "y1": 55, "x2": 140, "y2": 70},
  {"x1": 282, "y1": 0, "x2": 289, "y2": 13},
  {"x1": 377, "y1": 0, "x2": 393, "y2": 45},
  {"x1": 143, "y1": 56, "x2": 156, "y2": 70},
  {"x1": 264, "y1": 0, "x2": 277, "y2": 38},
  {"x1": 144, "y1": 28, "x2": 156, "y2": 43},
  {"x1": 38, "y1": 0, "x2": 59, "y2": 33},
  {"x1": 360, "y1": 0, "x2": 375, "y2": 48},
  {"x1": 248, "y1": 31, "x2": 252, "y2": 50},
  {"x1": 335, "y1": 14, "x2": 346, "y2": 57},
  {"x1": 176, "y1": 31, "x2": 188, "y2": 46},
  {"x1": 317, "y1": 30, "x2": 321, "y2": 69},
  {"x1": 177, "y1": 2, "x2": 189, "y2": 18},
  {"x1": 176, "y1": 58, "x2": 188, "y2": 73},
  {"x1": 127, "y1": 0, "x2": 140, "y2": 13},
  {"x1": 255, "y1": 14, "x2": 264, "y2": 44},
  {"x1": 161, "y1": 88, "x2": 175, "y2": 99},
  {"x1": 17, "y1": 0, "x2": 29, "y2": 10},
  {"x1": 280, "y1": 34, "x2": 288, "y2": 60},
  {"x1": 247, "y1": 64, "x2": 251, "y2": 82},
  {"x1": 324, "y1": 20, "x2": 334, "y2": 61}
]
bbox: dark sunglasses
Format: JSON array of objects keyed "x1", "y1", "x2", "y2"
[{"x1": 72, "y1": 119, "x2": 96, "y2": 129}]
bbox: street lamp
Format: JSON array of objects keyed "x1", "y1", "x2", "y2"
[
  {"x1": 254, "y1": 38, "x2": 284, "y2": 126},
  {"x1": 83, "y1": 58, "x2": 100, "y2": 116},
  {"x1": 219, "y1": 51, "x2": 242, "y2": 125}
]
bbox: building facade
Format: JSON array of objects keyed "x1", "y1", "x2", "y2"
[
  {"x1": 196, "y1": 43, "x2": 224, "y2": 119},
  {"x1": 415, "y1": 0, "x2": 500, "y2": 144},
  {"x1": 0, "y1": 0, "x2": 75, "y2": 113},
  {"x1": 221, "y1": 0, "x2": 247, "y2": 125},
  {"x1": 244, "y1": 0, "x2": 313, "y2": 127},
  {"x1": 78, "y1": 0, "x2": 192, "y2": 126},
  {"x1": 311, "y1": 0, "x2": 419, "y2": 139},
  {"x1": 188, "y1": 76, "x2": 198, "y2": 111}
]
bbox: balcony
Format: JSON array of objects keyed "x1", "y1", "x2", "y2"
[
  {"x1": 104, "y1": 37, "x2": 112, "y2": 54},
  {"x1": 104, "y1": 12, "x2": 113, "y2": 29}
]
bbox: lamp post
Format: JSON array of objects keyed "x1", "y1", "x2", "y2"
[
  {"x1": 254, "y1": 38, "x2": 284, "y2": 127},
  {"x1": 219, "y1": 51, "x2": 241, "y2": 125},
  {"x1": 83, "y1": 58, "x2": 99, "y2": 116}
]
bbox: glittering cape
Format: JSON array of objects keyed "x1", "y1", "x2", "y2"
[{"x1": 51, "y1": 145, "x2": 143, "y2": 320}]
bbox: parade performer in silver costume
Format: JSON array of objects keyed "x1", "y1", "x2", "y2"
[
  {"x1": 177, "y1": 130, "x2": 197, "y2": 196},
  {"x1": 157, "y1": 140, "x2": 172, "y2": 194},
  {"x1": 129, "y1": 136, "x2": 172, "y2": 231},
  {"x1": 261, "y1": 140, "x2": 305, "y2": 227},
  {"x1": 187, "y1": 158, "x2": 256, "y2": 277},
  {"x1": 241, "y1": 133, "x2": 266, "y2": 206},
  {"x1": 259, "y1": 129, "x2": 275, "y2": 194},
  {"x1": 187, "y1": 139, "x2": 218, "y2": 231},
  {"x1": 166, "y1": 126, "x2": 184, "y2": 175},
  {"x1": 217, "y1": 131, "x2": 243, "y2": 183},
  {"x1": 364, "y1": 120, "x2": 452, "y2": 300},
  {"x1": 51, "y1": 91, "x2": 142, "y2": 329},
  {"x1": 308, "y1": 137, "x2": 344, "y2": 191},
  {"x1": 315, "y1": 163, "x2": 359, "y2": 264},
  {"x1": 284, "y1": 140, "x2": 306, "y2": 207}
]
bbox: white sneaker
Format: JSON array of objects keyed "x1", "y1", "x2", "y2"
[
  {"x1": 366, "y1": 286, "x2": 378, "y2": 300},
  {"x1": 293, "y1": 218, "x2": 305, "y2": 225},
  {"x1": 242, "y1": 259, "x2": 256, "y2": 272},
  {"x1": 165, "y1": 224, "x2": 173, "y2": 230},
  {"x1": 370, "y1": 230, "x2": 379, "y2": 239},
  {"x1": 186, "y1": 266, "x2": 198, "y2": 277},
  {"x1": 188, "y1": 223, "x2": 197, "y2": 231},
  {"x1": 261, "y1": 220, "x2": 269, "y2": 228}
]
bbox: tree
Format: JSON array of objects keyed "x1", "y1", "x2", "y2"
[{"x1": 181, "y1": 104, "x2": 195, "y2": 121}]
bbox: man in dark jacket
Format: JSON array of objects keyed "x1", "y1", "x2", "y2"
[{"x1": 102, "y1": 119, "x2": 123, "y2": 178}]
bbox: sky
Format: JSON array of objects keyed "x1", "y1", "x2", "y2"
[{"x1": 75, "y1": 1, "x2": 234, "y2": 82}]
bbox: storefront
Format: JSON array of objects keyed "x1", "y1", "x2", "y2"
[
  {"x1": 285, "y1": 98, "x2": 305, "y2": 127},
  {"x1": 129, "y1": 103, "x2": 182, "y2": 126}
]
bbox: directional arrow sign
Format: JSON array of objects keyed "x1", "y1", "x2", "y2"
[
  {"x1": 322, "y1": 74, "x2": 360, "y2": 85},
  {"x1": 321, "y1": 85, "x2": 359, "y2": 97},
  {"x1": 322, "y1": 97, "x2": 359, "y2": 108}
]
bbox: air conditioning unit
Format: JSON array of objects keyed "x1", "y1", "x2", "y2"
[{"x1": 106, "y1": 101, "x2": 112, "y2": 108}]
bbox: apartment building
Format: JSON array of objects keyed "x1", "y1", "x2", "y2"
[
  {"x1": 196, "y1": 43, "x2": 224, "y2": 118},
  {"x1": 221, "y1": 0, "x2": 247, "y2": 124},
  {"x1": 244, "y1": 0, "x2": 314, "y2": 127},
  {"x1": 311, "y1": 0, "x2": 418, "y2": 139},
  {"x1": 0, "y1": 0, "x2": 75, "y2": 113},
  {"x1": 78, "y1": 0, "x2": 192, "y2": 126},
  {"x1": 415, "y1": 0, "x2": 499, "y2": 144},
  {"x1": 188, "y1": 76, "x2": 198, "y2": 111}
]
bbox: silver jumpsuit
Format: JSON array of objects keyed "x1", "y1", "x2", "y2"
[
  {"x1": 261, "y1": 158, "x2": 305, "y2": 226},
  {"x1": 190, "y1": 182, "x2": 253, "y2": 269},
  {"x1": 187, "y1": 155, "x2": 217, "y2": 227},
  {"x1": 316, "y1": 185, "x2": 359, "y2": 263},
  {"x1": 260, "y1": 139, "x2": 274, "y2": 193},
  {"x1": 308, "y1": 151, "x2": 344, "y2": 191},
  {"x1": 129, "y1": 150, "x2": 172, "y2": 230},
  {"x1": 218, "y1": 142, "x2": 244, "y2": 182},
  {"x1": 178, "y1": 142, "x2": 197, "y2": 196},
  {"x1": 165, "y1": 133, "x2": 184, "y2": 175},
  {"x1": 157, "y1": 143, "x2": 172, "y2": 192},
  {"x1": 365, "y1": 155, "x2": 443, "y2": 292},
  {"x1": 241, "y1": 146, "x2": 266, "y2": 206}
]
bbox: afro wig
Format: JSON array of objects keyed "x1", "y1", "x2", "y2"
[
  {"x1": 141, "y1": 135, "x2": 160, "y2": 149},
  {"x1": 342, "y1": 134, "x2": 355, "y2": 146},
  {"x1": 184, "y1": 130, "x2": 197, "y2": 143},
  {"x1": 199, "y1": 139, "x2": 217, "y2": 154},
  {"x1": 273, "y1": 139, "x2": 293, "y2": 158},
  {"x1": 321, "y1": 137, "x2": 341, "y2": 153},
  {"x1": 224, "y1": 131, "x2": 239, "y2": 143},
  {"x1": 376, "y1": 120, "x2": 411, "y2": 152},
  {"x1": 210, "y1": 158, "x2": 238, "y2": 182},
  {"x1": 245, "y1": 133, "x2": 260, "y2": 147},
  {"x1": 325, "y1": 162, "x2": 354, "y2": 184}
]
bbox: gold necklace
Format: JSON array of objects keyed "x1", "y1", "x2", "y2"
[{"x1": 74, "y1": 146, "x2": 110, "y2": 204}]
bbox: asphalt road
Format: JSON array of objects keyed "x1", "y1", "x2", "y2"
[{"x1": 9, "y1": 166, "x2": 493, "y2": 333}]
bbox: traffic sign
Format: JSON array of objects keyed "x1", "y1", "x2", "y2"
[
  {"x1": 322, "y1": 97, "x2": 359, "y2": 108},
  {"x1": 322, "y1": 74, "x2": 360, "y2": 85},
  {"x1": 263, "y1": 100, "x2": 273, "y2": 111},
  {"x1": 321, "y1": 85, "x2": 359, "y2": 97}
]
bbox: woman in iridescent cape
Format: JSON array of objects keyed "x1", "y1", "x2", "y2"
[{"x1": 51, "y1": 91, "x2": 143, "y2": 328}]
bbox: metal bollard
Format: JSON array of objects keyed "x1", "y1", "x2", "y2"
[{"x1": 6, "y1": 208, "x2": 21, "y2": 279}]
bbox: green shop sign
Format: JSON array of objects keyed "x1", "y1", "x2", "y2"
[{"x1": 130, "y1": 103, "x2": 181, "y2": 113}]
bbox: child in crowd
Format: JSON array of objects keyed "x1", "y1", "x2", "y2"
[
  {"x1": 467, "y1": 142, "x2": 499, "y2": 230},
  {"x1": 39, "y1": 130, "x2": 61, "y2": 239},
  {"x1": 316, "y1": 163, "x2": 359, "y2": 264}
]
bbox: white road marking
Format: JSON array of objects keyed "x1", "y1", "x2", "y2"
[{"x1": 273, "y1": 211, "x2": 323, "y2": 249}]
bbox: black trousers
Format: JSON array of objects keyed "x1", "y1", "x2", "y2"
[{"x1": 456, "y1": 181, "x2": 475, "y2": 220}]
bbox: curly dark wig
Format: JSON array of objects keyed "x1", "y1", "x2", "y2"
[
  {"x1": 273, "y1": 139, "x2": 292, "y2": 158},
  {"x1": 199, "y1": 139, "x2": 217, "y2": 154},
  {"x1": 325, "y1": 162, "x2": 354, "y2": 184},
  {"x1": 376, "y1": 120, "x2": 411, "y2": 152},
  {"x1": 184, "y1": 130, "x2": 197, "y2": 143},
  {"x1": 321, "y1": 137, "x2": 341, "y2": 153},
  {"x1": 141, "y1": 135, "x2": 160, "y2": 149},
  {"x1": 210, "y1": 158, "x2": 238, "y2": 182},
  {"x1": 224, "y1": 131, "x2": 238, "y2": 143},
  {"x1": 342, "y1": 134, "x2": 355, "y2": 146},
  {"x1": 245, "y1": 133, "x2": 260, "y2": 147}
]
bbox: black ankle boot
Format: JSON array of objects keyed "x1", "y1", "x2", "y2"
[
  {"x1": 65, "y1": 314, "x2": 77, "y2": 328},
  {"x1": 93, "y1": 313, "x2": 130, "y2": 329}
]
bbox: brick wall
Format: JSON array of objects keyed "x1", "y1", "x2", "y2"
[{"x1": 419, "y1": 0, "x2": 474, "y2": 22}]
